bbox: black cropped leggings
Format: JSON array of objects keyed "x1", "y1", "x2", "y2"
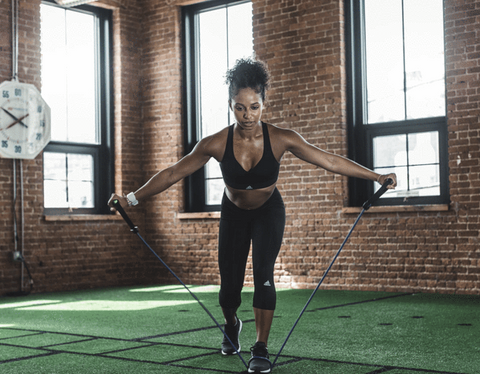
[{"x1": 218, "y1": 188, "x2": 285, "y2": 311}]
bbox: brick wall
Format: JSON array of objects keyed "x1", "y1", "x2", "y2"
[
  {"x1": 0, "y1": 0, "x2": 165, "y2": 295},
  {"x1": 140, "y1": 0, "x2": 480, "y2": 295},
  {"x1": 1, "y1": 0, "x2": 479, "y2": 296},
  {"x1": 443, "y1": 0, "x2": 480, "y2": 293}
]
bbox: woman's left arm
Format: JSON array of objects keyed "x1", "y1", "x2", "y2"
[{"x1": 283, "y1": 129, "x2": 397, "y2": 188}]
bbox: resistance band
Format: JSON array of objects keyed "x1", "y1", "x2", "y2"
[
  {"x1": 112, "y1": 199, "x2": 248, "y2": 369},
  {"x1": 272, "y1": 178, "x2": 393, "y2": 365},
  {"x1": 114, "y1": 178, "x2": 392, "y2": 371}
]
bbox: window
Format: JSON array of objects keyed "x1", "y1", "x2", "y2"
[
  {"x1": 183, "y1": 0, "x2": 253, "y2": 212},
  {"x1": 346, "y1": 0, "x2": 448, "y2": 206},
  {"x1": 40, "y1": 1, "x2": 113, "y2": 214}
]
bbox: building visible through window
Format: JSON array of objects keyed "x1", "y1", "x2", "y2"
[{"x1": 40, "y1": 1, "x2": 113, "y2": 214}]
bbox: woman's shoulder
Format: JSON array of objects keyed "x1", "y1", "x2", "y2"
[
  {"x1": 264, "y1": 122, "x2": 301, "y2": 142},
  {"x1": 263, "y1": 122, "x2": 305, "y2": 157},
  {"x1": 199, "y1": 126, "x2": 229, "y2": 143},
  {"x1": 197, "y1": 126, "x2": 230, "y2": 159}
]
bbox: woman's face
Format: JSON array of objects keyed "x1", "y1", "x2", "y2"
[{"x1": 230, "y1": 87, "x2": 264, "y2": 130}]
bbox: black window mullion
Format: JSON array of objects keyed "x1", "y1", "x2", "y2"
[
  {"x1": 183, "y1": 6, "x2": 205, "y2": 212},
  {"x1": 65, "y1": 154, "x2": 70, "y2": 204},
  {"x1": 346, "y1": 0, "x2": 369, "y2": 206},
  {"x1": 97, "y1": 5, "x2": 114, "y2": 214}
]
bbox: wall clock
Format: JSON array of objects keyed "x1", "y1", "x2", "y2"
[{"x1": 0, "y1": 80, "x2": 51, "y2": 159}]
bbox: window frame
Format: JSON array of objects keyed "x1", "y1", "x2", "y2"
[
  {"x1": 41, "y1": 0, "x2": 114, "y2": 215},
  {"x1": 345, "y1": 0, "x2": 449, "y2": 207},
  {"x1": 182, "y1": 0, "x2": 252, "y2": 213}
]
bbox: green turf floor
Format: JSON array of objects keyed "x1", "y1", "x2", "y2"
[{"x1": 1, "y1": 285, "x2": 478, "y2": 373}]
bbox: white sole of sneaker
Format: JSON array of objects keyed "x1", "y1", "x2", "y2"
[
  {"x1": 247, "y1": 356, "x2": 272, "y2": 373},
  {"x1": 247, "y1": 368, "x2": 271, "y2": 374},
  {"x1": 221, "y1": 344, "x2": 241, "y2": 356}
]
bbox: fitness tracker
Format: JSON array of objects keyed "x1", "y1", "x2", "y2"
[{"x1": 126, "y1": 192, "x2": 139, "y2": 206}]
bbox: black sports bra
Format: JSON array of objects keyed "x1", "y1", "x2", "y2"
[{"x1": 220, "y1": 122, "x2": 280, "y2": 190}]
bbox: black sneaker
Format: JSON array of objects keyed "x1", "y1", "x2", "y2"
[
  {"x1": 221, "y1": 318, "x2": 242, "y2": 355},
  {"x1": 248, "y1": 341, "x2": 272, "y2": 373}
]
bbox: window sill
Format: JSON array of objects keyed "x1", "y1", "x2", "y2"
[
  {"x1": 44, "y1": 214, "x2": 123, "y2": 222},
  {"x1": 342, "y1": 204, "x2": 449, "y2": 214},
  {"x1": 177, "y1": 212, "x2": 221, "y2": 220}
]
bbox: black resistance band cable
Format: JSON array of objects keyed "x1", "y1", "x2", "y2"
[{"x1": 113, "y1": 178, "x2": 393, "y2": 370}]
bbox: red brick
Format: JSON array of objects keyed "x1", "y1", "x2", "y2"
[{"x1": 0, "y1": 0, "x2": 479, "y2": 296}]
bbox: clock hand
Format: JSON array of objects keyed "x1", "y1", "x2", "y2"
[
  {"x1": 1, "y1": 107, "x2": 29, "y2": 128},
  {"x1": 5, "y1": 113, "x2": 30, "y2": 130}
]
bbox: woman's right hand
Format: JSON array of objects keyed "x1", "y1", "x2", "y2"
[{"x1": 107, "y1": 193, "x2": 128, "y2": 212}]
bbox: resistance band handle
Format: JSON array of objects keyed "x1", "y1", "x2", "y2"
[
  {"x1": 362, "y1": 178, "x2": 394, "y2": 211},
  {"x1": 112, "y1": 199, "x2": 139, "y2": 233}
]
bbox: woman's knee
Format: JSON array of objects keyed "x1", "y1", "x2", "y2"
[
  {"x1": 252, "y1": 282, "x2": 276, "y2": 310},
  {"x1": 219, "y1": 287, "x2": 242, "y2": 309}
]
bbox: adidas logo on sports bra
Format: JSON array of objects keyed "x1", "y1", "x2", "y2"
[{"x1": 246, "y1": 186, "x2": 253, "y2": 190}]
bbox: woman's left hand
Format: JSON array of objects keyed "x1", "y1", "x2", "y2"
[{"x1": 377, "y1": 173, "x2": 397, "y2": 189}]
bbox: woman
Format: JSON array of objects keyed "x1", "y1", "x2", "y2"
[{"x1": 109, "y1": 58, "x2": 396, "y2": 374}]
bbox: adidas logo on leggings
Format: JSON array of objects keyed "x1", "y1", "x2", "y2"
[{"x1": 263, "y1": 280, "x2": 271, "y2": 287}]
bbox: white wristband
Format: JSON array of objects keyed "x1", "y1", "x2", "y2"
[{"x1": 126, "y1": 192, "x2": 139, "y2": 206}]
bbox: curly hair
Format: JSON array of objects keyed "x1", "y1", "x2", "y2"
[{"x1": 225, "y1": 58, "x2": 270, "y2": 102}]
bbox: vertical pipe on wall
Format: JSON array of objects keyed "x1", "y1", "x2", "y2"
[
  {"x1": 11, "y1": 0, "x2": 23, "y2": 290},
  {"x1": 13, "y1": 160, "x2": 17, "y2": 256},
  {"x1": 12, "y1": 159, "x2": 25, "y2": 292},
  {"x1": 12, "y1": 0, "x2": 18, "y2": 81},
  {"x1": 20, "y1": 159, "x2": 25, "y2": 291}
]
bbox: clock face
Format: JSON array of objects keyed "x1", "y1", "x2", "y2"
[{"x1": 0, "y1": 81, "x2": 51, "y2": 159}]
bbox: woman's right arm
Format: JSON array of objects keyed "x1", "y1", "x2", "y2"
[
  {"x1": 135, "y1": 150, "x2": 210, "y2": 200},
  {"x1": 108, "y1": 134, "x2": 219, "y2": 210}
]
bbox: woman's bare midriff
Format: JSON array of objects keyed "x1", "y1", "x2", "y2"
[{"x1": 225, "y1": 184, "x2": 276, "y2": 210}]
